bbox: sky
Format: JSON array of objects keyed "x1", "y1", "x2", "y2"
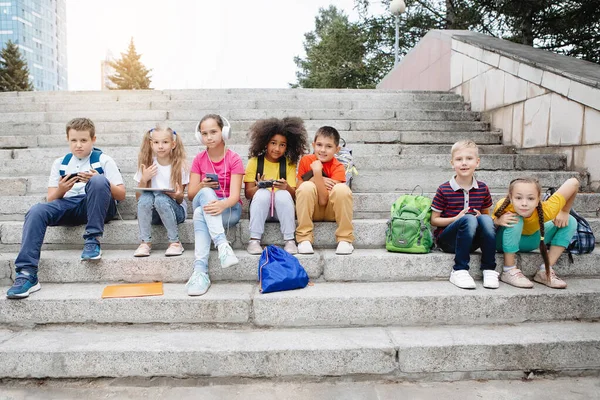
[{"x1": 66, "y1": 0, "x2": 385, "y2": 91}]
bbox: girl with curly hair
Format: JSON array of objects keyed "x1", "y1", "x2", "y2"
[
  {"x1": 243, "y1": 117, "x2": 308, "y2": 254},
  {"x1": 493, "y1": 177, "x2": 579, "y2": 289}
]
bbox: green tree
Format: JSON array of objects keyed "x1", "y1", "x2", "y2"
[
  {"x1": 0, "y1": 40, "x2": 34, "y2": 92},
  {"x1": 293, "y1": 6, "x2": 376, "y2": 88},
  {"x1": 108, "y1": 38, "x2": 152, "y2": 90}
]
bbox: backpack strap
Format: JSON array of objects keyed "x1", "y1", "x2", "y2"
[
  {"x1": 59, "y1": 148, "x2": 104, "y2": 176},
  {"x1": 256, "y1": 155, "x2": 286, "y2": 181},
  {"x1": 59, "y1": 153, "x2": 73, "y2": 177},
  {"x1": 257, "y1": 155, "x2": 265, "y2": 180},
  {"x1": 279, "y1": 157, "x2": 286, "y2": 181},
  {"x1": 90, "y1": 148, "x2": 104, "y2": 175}
]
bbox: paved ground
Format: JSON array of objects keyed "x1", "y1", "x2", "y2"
[{"x1": 0, "y1": 377, "x2": 599, "y2": 400}]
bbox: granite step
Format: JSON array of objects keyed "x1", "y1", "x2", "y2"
[
  {"x1": 1, "y1": 279, "x2": 599, "y2": 327},
  {"x1": 2, "y1": 249, "x2": 598, "y2": 285},
  {"x1": 0, "y1": 321, "x2": 598, "y2": 379}
]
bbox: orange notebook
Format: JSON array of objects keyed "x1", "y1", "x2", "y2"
[{"x1": 101, "y1": 282, "x2": 164, "y2": 299}]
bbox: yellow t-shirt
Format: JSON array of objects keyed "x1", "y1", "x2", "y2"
[
  {"x1": 243, "y1": 156, "x2": 297, "y2": 190},
  {"x1": 493, "y1": 192, "x2": 566, "y2": 236}
]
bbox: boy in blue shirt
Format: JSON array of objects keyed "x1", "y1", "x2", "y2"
[
  {"x1": 6, "y1": 118, "x2": 126, "y2": 299},
  {"x1": 430, "y1": 140, "x2": 497, "y2": 290}
]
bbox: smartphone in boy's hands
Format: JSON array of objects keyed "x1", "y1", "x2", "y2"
[
  {"x1": 66, "y1": 173, "x2": 80, "y2": 181},
  {"x1": 205, "y1": 173, "x2": 221, "y2": 190}
]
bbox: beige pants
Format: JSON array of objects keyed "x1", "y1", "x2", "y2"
[{"x1": 295, "y1": 181, "x2": 354, "y2": 244}]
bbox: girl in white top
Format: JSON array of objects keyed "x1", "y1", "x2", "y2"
[{"x1": 133, "y1": 124, "x2": 190, "y2": 257}]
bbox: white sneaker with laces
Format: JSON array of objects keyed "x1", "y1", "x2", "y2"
[
  {"x1": 297, "y1": 241, "x2": 314, "y2": 254},
  {"x1": 186, "y1": 270, "x2": 211, "y2": 296},
  {"x1": 449, "y1": 269, "x2": 476, "y2": 289},
  {"x1": 335, "y1": 241, "x2": 354, "y2": 255},
  {"x1": 482, "y1": 269, "x2": 500, "y2": 289},
  {"x1": 218, "y1": 242, "x2": 239, "y2": 269}
]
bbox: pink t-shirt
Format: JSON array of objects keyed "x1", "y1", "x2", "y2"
[{"x1": 191, "y1": 149, "x2": 244, "y2": 200}]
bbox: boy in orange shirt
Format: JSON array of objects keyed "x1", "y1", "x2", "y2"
[{"x1": 295, "y1": 126, "x2": 354, "y2": 255}]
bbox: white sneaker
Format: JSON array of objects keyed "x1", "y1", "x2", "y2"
[
  {"x1": 449, "y1": 269, "x2": 476, "y2": 289},
  {"x1": 218, "y1": 242, "x2": 239, "y2": 269},
  {"x1": 335, "y1": 241, "x2": 354, "y2": 255},
  {"x1": 284, "y1": 240, "x2": 298, "y2": 254},
  {"x1": 482, "y1": 269, "x2": 500, "y2": 289},
  {"x1": 297, "y1": 241, "x2": 314, "y2": 254},
  {"x1": 186, "y1": 270, "x2": 211, "y2": 296}
]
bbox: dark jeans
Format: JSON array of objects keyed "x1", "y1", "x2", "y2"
[
  {"x1": 437, "y1": 214, "x2": 496, "y2": 271},
  {"x1": 15, "y1": 175, "x2": 117, "y2": 276}
]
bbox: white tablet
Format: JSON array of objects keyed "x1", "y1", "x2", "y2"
[{"x1": 135, "y1": 188, "x2": 175, "y2": 193}]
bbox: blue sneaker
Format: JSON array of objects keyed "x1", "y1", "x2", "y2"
[
  {"x1": 6, "y1": 273, "x2": 41, "y2": 299},
  {"x1": 81, "y1": 240, "x2": 102, "y2": 260}
]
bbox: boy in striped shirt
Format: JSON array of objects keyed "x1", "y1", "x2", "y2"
[{"x1": 430, "y1": 140, "x2": 498, "y2": 290}]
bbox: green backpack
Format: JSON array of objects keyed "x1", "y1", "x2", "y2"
[{"x1": 385, "y1": 190, "x2": 433, "y2": 254}]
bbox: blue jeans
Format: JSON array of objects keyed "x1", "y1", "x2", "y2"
[
  {"x1": 137, "y1": 191, "x2": 185, "y2": 243},
  {"x1": 437, "y1": 214, "x2": 496, "y2": 271},
  {"x1": 192, "y1": 188, "x2": 241, "y2": 273},
  {"x1": 15, "y1": 175, "x2": 117, "y2": 276}
]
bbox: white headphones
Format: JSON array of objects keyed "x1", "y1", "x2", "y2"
[{"x1": 195, "y1": 115, "x2": 232, "y2": 144}]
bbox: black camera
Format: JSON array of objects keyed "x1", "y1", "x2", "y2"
[{"x1": 257, "y1": 180, "x2": 274, "y2": 189}]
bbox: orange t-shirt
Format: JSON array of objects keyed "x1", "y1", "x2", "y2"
[{"x1": 296, "y1": 154, "x2": 346, "y2": 183}]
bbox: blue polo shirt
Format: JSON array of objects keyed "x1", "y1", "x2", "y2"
[{"x1": 431, "y1": 176, "x2": 492, "y2": 238}]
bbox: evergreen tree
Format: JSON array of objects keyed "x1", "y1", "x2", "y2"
[
  {"x1": 0, "y1": 40, "x2": 34, "y2": 92},
  {"x1": 108, "y1": 38, "x2": 152, "y2": 90},
  {"x1": 293, "y1": 6, "x2": 376, "y2": 88}
]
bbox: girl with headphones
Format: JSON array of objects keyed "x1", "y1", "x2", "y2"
[{"x1": 186, "y1": 114, "x2": 245, "y2": 296}]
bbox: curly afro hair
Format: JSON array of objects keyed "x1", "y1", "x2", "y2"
[{"x1": 247, "y1": 117, "x2": 309, "y2": 164}]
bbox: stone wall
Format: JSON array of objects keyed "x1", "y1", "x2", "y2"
[{"x1": 378, "y1": 30, "x2": 600, "y2": 190}]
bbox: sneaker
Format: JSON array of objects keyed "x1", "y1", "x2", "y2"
[
  {"x1": 81, "y1": 239, "x2": 102, "y2": 260},
  {"x1": 284, "y1": 240, "x2": 298, "y2": 254},
  {"x1": 500, "y1": 268, "x2": 533, "y2": 288},
  {"x1": 186, "y1": 270, "x2": 211, "y2": 296},
  {"x1": 297, "y1": 241, "x2": 314, "y2": 254},
  {"x1": 6, "y1": 273, "x2": 41, "y2": 299},
  {"x1": 218, "y1": 242, "x2": 239, "y2": 269},
  {"x1": 449, "y1": 269, "x2": 476, "y2": 289},
  {"x1": 247, "y1": 239, "x2": 263, "y2": 255},
  {"x1": 482, "y1": 270, "x2": 500, "y2": 289},
  {"x1": 533, "y1": 269, "x2": 567, "y2": 289},
  {"x1": 336, "y1": 241, "x2": 354, "y2": 255},
  {"x1": 165, "y1": 242, "x2": 184, "y2": 257},
  {"x1": 134, "y1": 242, "x2": 151, "y2": 257}
]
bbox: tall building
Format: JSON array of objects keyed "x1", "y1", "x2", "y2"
[{"x1": 0, "y1": 0, "x2": 68, "y2": 91}]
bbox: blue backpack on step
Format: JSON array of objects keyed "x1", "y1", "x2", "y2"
[{"x1": 258, "y1": 245, "x2": 309, "y2": 293}]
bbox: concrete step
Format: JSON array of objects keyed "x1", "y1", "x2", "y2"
[
  {"x1": 2, "y1": 249, "x2": 598, "y2": 285},
  {"x1": 0, "y1": 154, "x2": 566, "y2": 176},
  {"x1": 4, "y1": 169, "x2": 583, "y2": 196},
  {"x1": 0, "y1": 120, "x2": 491, "y2": 137},
  {"x1": 0, "y1": 321, "x2": 598, "y2": 379},
  {"x1": 0, "y1": 110, "x2": 482, "y2": 124},
  {"x1": 3, "y1": 143, "x2": 514, "y2": 161},
  {"x1": 0, "y1": 219, "x2": 386, "y2": 249},
  {"x1": 0, "y1": 130, "x2": 503, "y2": 149},
  {"x1": 0, "y1": 100, "x2": 467, "y2": 113},
  {"x1": 2, "y1": 192, "x2": 598, "y2": 221},
  {"x1": 353, "y1": 170, "x2": 587, "y2": 192},
  {"x1": 2, "y1": 279, "x2": 599, "y2": 327}
]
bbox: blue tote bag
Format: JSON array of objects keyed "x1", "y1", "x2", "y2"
[{"x1": 258, "y1": 245, "x2": 309, "y2": 293}]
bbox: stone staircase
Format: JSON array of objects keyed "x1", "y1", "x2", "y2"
[{"x1": 0, "y1": 89, "x2": 598, "y2": 381}]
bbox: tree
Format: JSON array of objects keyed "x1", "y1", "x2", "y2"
[
  {"x1": 292, "y1": 6, "x2": 377, "y2": 88},
  {"x1": 108, "y1": 38, "x2": 152, "y2": 90},
  {"x1": 0, "y1": 40, "x2": 34, "y2": 92}
]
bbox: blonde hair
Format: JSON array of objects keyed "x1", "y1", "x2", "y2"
[
  {"x1": 494, "y1": 177, "x2": 550, "y2": 280},
  {"x1": 451, "y1": 140, "x2": 479, "y2": 157},
  {"x1": 66, "y1": 118, "x2": 95, "y2": 138},
  {"x1": 137, "y1": 123, "x2": 188, "y2": 189}
]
